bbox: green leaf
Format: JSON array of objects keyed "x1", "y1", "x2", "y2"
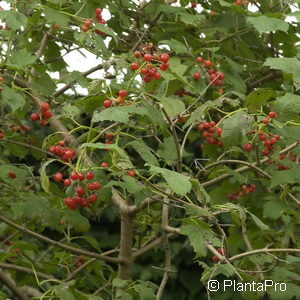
[
  {"x1": 92, "y1": 108, "x2": 129, "y2": 123},
  {"x1": 248, "y1": 16, "x2": 289, "y2": 33},
  {"x1": 95, "y1": 24, "x2": 118, "y2": 44},
  {"x1": 127, "y1": 140, "x2": 159, "y2": 166},
  {"x1": 146, "y1": 164, "x2": 192, "y2": 196},
  {"x1": 273, "y1": 93, "x2": 300, "y2": 121},
  {"x1": 0, "y1": 164, "x2": 28, "y2": 187},
  {"x1": 221, "y1": 111, "x2": 254, "y2": 146},
  {"x1": 179, "y1": 13, "x2": 205, "y2": 26},
  {"x1": 159, "y1": 39, "x2": 187, "y2": 54},
  {"x1": 39, "y1": 159, "x2": 58, "y2": 194},
  {"x1": 0, "y1": 10, "x2": 27, "y2": 30},
  {"x1": 159, "y1": 96, "x2": 185, "y2": 118},
  {"x1": 246, "y1": 210, "x2": 269, "y2": 230},
  {"x1": 190, "y1": 179, "x2": 211, "y2": 204},
  {"x1": 133, "y1": 282, "x2": 156, "y2": 300},
  {"x1": 270, "y1": 165, "x2": 300, "y2": 188},
  {"x1": 263, "y1": 200, "x2": 286, "y2": 219},
  {"x1": 57, "y1": 289, "x2": 76, "y2": 300},
  {"x1": 264, "y1": 57, "x2": 300, "y2": 83},
  {"x1": 64, "y1": 210, "x2": 90, "y2": 232},
  {"x1": 180, "y1": 224, "x2": 206, "y2": 257},
  {"x1": 7, "y1": 49, "x2": 37, "y2": 69},
  {"x1": 157, "y1": 136, "x2": 178, "y2": 166},
  {"x1": 2, "y1": 86, "x2": 25, "y2": 111},
  {"x1": 122, "y1": 175, "x2": 142, "y2": 193},
  {"x1": 142, "y1": 100, "x2": 166, "y2": 128},
  {"x1": 44, "y1": 7, "x2": 69, "y2": 27},
  {"x1": 245, "y1": 88, "x2": 276, "y2": 112}
]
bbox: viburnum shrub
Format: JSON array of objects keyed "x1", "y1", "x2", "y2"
[{"x1": 0, "y1": 0, "x2": 299, "y2": 299}]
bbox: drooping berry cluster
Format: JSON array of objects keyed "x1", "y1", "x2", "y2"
[
  {"x1": 53, "y1": 170, "x2": 101, "y2": 210},
  {"x1": 197, "y1": 120, "x2": 224, "y2": 147},
  {"x1": 227, "y1": 184, "x2": 256, "y2": 200},
  {"x1": 49, "y1": 140, "x2": 76, "y2": 162},
  {"x1": 131, "y1": 43, "x2": 170, "y2": 83},
  {"x1": 194, "y1": 57, "x2": 225, "y2": 87},
  {"x1": 80, "y1": 7, "x2": 107, "y2": 36},
  {"x1": 30, "y1": 102, "x2": 53, "y2": 126},
  {"x1": 258, "y1": 132, "x2": 281, "y2": 156}
]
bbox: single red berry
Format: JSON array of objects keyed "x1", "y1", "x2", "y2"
[
  {"x1": 141, "y1": 68, "x2": 148, "y2": 75},
  {"x1": 63, "y1": 178, "x2": 72, "y2": 187},
  {"x1": 144, "y1": 53, "x2": 153, "y2": 61},
  {"x1": 244, "y1": 143, "x2": 252, "y2": 152},
  {"x1": 204, "y1": 60, "x2": 212, "y2": 68},
  {"x1": 191, "y1": 2, "x2": 197, "y2": 8},
  {"x1": 217, "y1": 248, "x2": 225, "y2": 255},
  {"x1": 127, "y1": 170, "x2": 136, "y2": 177},
  {"x1": 206, "y1": 137, "x2": 216, "y2": 144},
  {"x1": 215, "y1": 79, "x2": 222, "y2": 86},
  {"x1": 70, "y1": 172, "x2": 79, "y2": 180},
  {"x1": 84, "y1": 20, "x2": 92, "y2": 27},
  {"x1": 268, "y1": 111, "x2": 277, "y2": 118},
  {"x1": 81, "y1": 25, "x2": 89, "y2": 32},
  {"x1": 274, "y1": 134, "x2": 280, "y2": 141},
  {"x1": 259, "y1": 134, "x2": 267, "y2": 141},
  {"x1": 209, "y1": 74, "x2": 216, "y2": 81},
  {"x1": 193, "y1": 72, "x2": 201, "y2": 80},
  {"x1": 216, "y1": 140, "x2": 224, "y2": 147},
  {"x1": 134, "y1": 50, "x2": 142, "y2": 58},
  {"x1": 53, "y1": 172, "x2": 63, "y2": 182},
  {"x1": 160, "y1": 63, "x2": 169, "y2": 71},
  {"x1": 203, "y1": 122, "x2": 210, "y2": 129},
  {"x1": 42, "y1": 109, "x2": 52, "y2": 119},
  {"x1": 86, "y1": 171, "x2": 94, "y2": 180},
  {"x1": 76, "y1": 186, "x2": 85, "y2": 197},
  {"x1": 262, "y1": 118, "x2": 269, "y2": 124},
  {"x1": 89, "y1": 194, "x2": 98, "y2": 203},
  {"x1": 103, "y1": 99, "x2": 112, "y2": 108},
  {"x1": 8, "y1": 171, "x2": 17, "y2": 179},
  {"x1": 30, "y1": 113, "x2": 39, "y2": 121},
  {"x1": 63, "y1": 150, "x2": 74, "y2": 160},
  {"x1": 215, "y1": 72, "x2": 224, "y2": 80},
  {"x1": 105, "y1": 133, "x2": 114, "y2": 139},
  {"x1": 144, "y1": 75, "x2": 152, "y2": 83},
  {"x1": 211, "y1": 255, "x2": 219, "y2": 262},
  {"x1": 95, "y1": 8, "x2": 102, "y2": 15},
  {"x1": 216, "y1": 127, "x2": 223, "y2": 137},
  {"x1": 262, "y1": 149, "x2": 270, "y2": 156},
  {"x1": 64, "y1": 198, "x2": 77, "y2": 210},
  {"x1": 153, "y1": 72, "x2": 161, "y2": 80},
  {"x1": 101, "y1": 162, "x2": 108, "y2": 167},
  {"x1": 118, "y1": 90, "x2": 127, "y2": 98},
  {"x1": 40, "y1": 102, "x2": 50, "y2": 111},
  {"x1": 209, "y1": 121, "x2": 216, "y2": 127},
  {"x1": 131, "y1": 62, "x2": 139, "y2": 71},
  {"x1": 196, "y1": 56, "x2": 203, "y2": 63},
  {"x1": 160, "y1": 53, "x2": 170, "y2": 63},
  {"x1": 198, "y1": 123, "x2": 204, "y2": 131},
  {"x1": 88, "y1": 181, "x2": 101, "y2": 190},
  {"x1": 78, "y1": 173, "x2": 85, "y2": 181}
]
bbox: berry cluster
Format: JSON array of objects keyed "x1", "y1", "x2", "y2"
[
  {"x1": 197, "y1": 120, "x2": 224, "y2": 147},
  {"x1": 103, "y1": 90, "x2": 128, "y2": 108},
  {"x1": 261, "y1": 111, "x2": 277, "y2": 125},
  {"x1": 53, "y1": 170, "x2": 101, "y2": 210},
  {"x1": 234, "y1": 0, "x2": 250, "y2": 6},
  {"x1": 194, "y1": 57, "x2": 225, "y2": 87},
  {"x1": 30, "y1": 102, "x2": 53, "y2": 126},
  {"x1": 49, "y1": 140, "x2": 76, "y2": 162},
  {"x1": 269, "y1": 153, "x2": 298, "y2": 171},
  {"x1": 131, "y1": 43, "x2": 170, "y2": 83},
  {"x1": 227, "y1": 184, "x2": 256, "y2": 200},
  {"x1": 81, "y1": 8, "x2": 107, "y2": 36},
  {"x1": 211, "y1": 248, "x2": 225, "y2": 262}
]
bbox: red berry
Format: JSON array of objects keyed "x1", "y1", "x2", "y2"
[
  {"x1": 203, "y1": 122, "x2": 210, "y2": 129},
  {"x1": 42, "y1": 109, "x2": 52, "y2": 119},
  {"x1": 274, "y1": 134, "x2": 280, "y2": 141},
  {"x1": 118, "y1": 90, "x2": 127, "y2": 98},
  {"x1": 101, "y1": 162, "x2": 108, "y2": 167},
  {"x1": 88, "y1": 181, "x2": 101, "y2": 190},
  {"x1": 8, "y1": 171, "x2": 17, "y2": 179},
  {"x1": 30, "y1": 113, "x2": 39, "y2": 121},
  {"x1": 244, "y1": 143, "x2": 252, "y2": 152},
  {"x1": 259, "y1": 134, "x2": 267, "y2": 141},
  {"x1": 141, "y1": 68, "x2": 148, "y2": 75},
  {"x1": 103, "y1": 99, "x2": 112, "y2": 108},
  {"x1": 63, "y1": 178, "x2": 72, "y2": 187},
  {"x1": 86, "y1": 171, "x2": 94, "y2": 180},
  {"x1": 134, "y1": 51, "x2": 142, "y2": 58},
  {"x1": 198, "y1": 123, "x2": 204, "y2": 131},
  {"x1": 215, "y1": 79, "x2": 222, "y2": 86},
  {"x1": 204, "y1": 60, "x2": 212, "y2": 68},
  {"x1": 40, "y1": 102, "x2": 50, "y2": 111},
  {"x1": 262, "y1": 149, "x2": 270, "y2": 156},
  {"x1": 70, "y1": 172, "x2": 79, "y2": 180},
  {"x1": 209, "y1": 121, "x2": 216, "y2": 127},
  {"x1": 105, "y1": 133, "x2": 113, "y2": 139},
  {"x1": 84, "y1": 20, "x2": 92, "y2": 27},
  {"x1": 81, "y1": 25, "x2": 89, "y2": 32},
  {"x1": 160, "y1": 53, "x2": 170, "y2": 63},
  {"x1": 78, "y1": 173, "x2": 85, "y2": 181},
  {"x1": 217, "y1": 128, "x2": 223, "y2": 137},
  {"x1": 209, "y1": 74, "x2": 216, "y2": 81},
  {"x1": 131, "y1": 62, "x2": 139, "y2": 71},
  {"x1": 191, "y1": 2, "x2": 197, "y2": 8},
  {"x1": 217, "y1": 248, "x2": 225, "y2": 255},
  {"x1": 76, "y1": 186, "x2": 85, "y2": 197},
  {"x1": 53, "y1": 172, "x2": 63, "y2": 182},
  {"x1": 127, "y1": 170, "x2": 136, "y2": 177},
  {"x1": 211, "y1": 255, "x2": 219, "y2": 262},
  {"x1": 63, "y1": 150, "x2": 74, "y2": 160},
  {"x1": 153, "y1": 72, "x2": 161, "y2": 80},
  {"x1": 262, "y1": 118, "x2": 269, "y2": 124},
  {"x1": 196, "y1": 56, "x2": 203, "y2": 63},
  {"x1": 216, "y1": 140, "x2": 224, "y2": 147},
  {"x1": 64, "y1": 198, "x2": 77, "y2": 210},
  {"x1": 160, "y1": 63, "x2": 169, "y2": 71},
  {"x1": 95, "y1": 8, "x2": 102, "y2": 15},
  {"x1": 144, "y1": 53, "x2": 153, "y2": 61},
  {"x1": 144, "y1": 75, "x2": 152, "y2": 83},
  {"x1": 215, "y1": 72, "x2": 224, "y2": 80},
  {"x1": 268, "y1": 111, "x2": 277, "y2": 118},
  {"x1": 193, "y1": 72, "x2": 201, "y2": 80},
  {"x1": 89, "y1": 194, "x2": 98, "y2": 203}
]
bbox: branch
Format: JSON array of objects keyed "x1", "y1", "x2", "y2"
[
  {"x1": 0, "y1": 268, "x2": 28, "y2": 300},
  {"x1": 229, "y1": 248, "x2": 300, "y2": 262},
  {"x1": 0, "y1": 214, "x2": 123, "y2": 264},
  {"x1": 66, "y1": 258, "x2": 96, "y2": 281},
  {"x1": 248, "y1": 71, "x2": 282, "y2": 90},
  {"x1": 156, "y1": 197, "x2": 171, "y2": 300},
  {"x1": 0, "y1": 263, "x2": 54, "y2": 280}
]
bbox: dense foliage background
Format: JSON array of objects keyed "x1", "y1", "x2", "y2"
[{"x1": 0, "y1": 0, "x2": 300, "y2": 299}]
